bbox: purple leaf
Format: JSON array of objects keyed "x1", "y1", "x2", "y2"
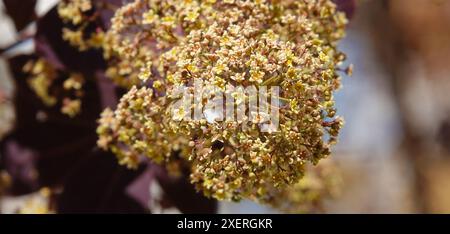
[
  {"x1": 35, "y1": 8, "x2": 106, "y2": 73},
  {"x1": 57, "y1": 150, "x2": 149, "y2": 213},
  {"x1": 154, "y1": 165, "x2": 218, "y2": 214}
]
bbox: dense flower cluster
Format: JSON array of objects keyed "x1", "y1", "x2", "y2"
[
  {"x1": 95, "y1": 0, "x2": 349, "y2": 202},
  {"x1": 15, "y1": 0, "x2": 349, "y2": 209},
  {"x1": 262, "y1": 159, "x2": 342, "y2": 213},
  {"x1": 97, "y1": 86, "x2": 188, "y2": 170}
]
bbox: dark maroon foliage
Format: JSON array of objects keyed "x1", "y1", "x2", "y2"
[
  {"x1": 2, "y1": 0, "x2": 37, "y2": 31},
  {"x1": 35, "y1": 8, "x2": 106, "y2": 73},
  {"x1": 57, "y1": 150, "x2": 150, "y2": 213}
]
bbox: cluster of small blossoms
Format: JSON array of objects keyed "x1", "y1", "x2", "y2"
[
  {"x1": 23, "y1": 58, "x2": 85, "y2": 117},
  {"x1": 97, "y1": 0, "x2": 349, "y2": 202},
  {"x1": 57, "y1": 0, "x2": 178, "y2": 88},
  {"x1": 58, "y1": 0, "x2": 107, "y2": 51},
  {"x1": 58, "y1": 0, "x2": 92, "y2": 25},
  {"x1": 102, "y1": 0, "x2": 219, "y2": 88},
  {"x1": 22, "y1": 0, "x2": 116, "y2": 117},
  {"x1": 97, "y1": 86, "x2": 187, "y2": 169},
  {"x1": 262, "y1": 160, "x2": 342, "y2": 213}
]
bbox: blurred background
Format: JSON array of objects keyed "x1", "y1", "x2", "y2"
[{"x1": 1, "y1": 0, "x2": 450, "y2": 213}]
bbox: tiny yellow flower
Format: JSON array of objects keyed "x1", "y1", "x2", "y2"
[
  {"x1": 161, "y1": 16, "x2": 177, "y2": 28},
  {"x1": 185, "y1": 10, "x2": 199, "y2": 22},
  {"x1": 249, "y1": 69, "x2": 265, "y2": 84},
  {"x1": 142, "y1": 10, "x2": 158, "y2": 24}
]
